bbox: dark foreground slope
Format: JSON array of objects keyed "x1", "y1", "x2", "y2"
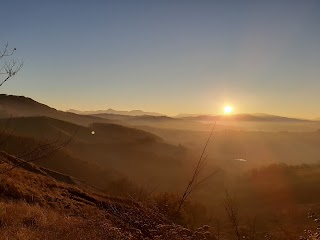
[{"x1": 0, "y1": 152, "x2": 214, "y2": 240}]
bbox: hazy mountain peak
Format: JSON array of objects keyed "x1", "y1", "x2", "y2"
[{"x1": 68, "y1": 108, "x2": 164, "y2": 116}]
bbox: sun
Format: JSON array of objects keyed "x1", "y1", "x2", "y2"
[{"x1": 224, "y1": 105, "x2": 233, "y2": 114}]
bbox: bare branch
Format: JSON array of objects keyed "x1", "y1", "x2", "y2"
[
  {"x1": 177, "y1": 122, "x2": 217, "y2": 212},
  {"x1": 0, "y1": 60, "x2": 23, "y2": 87},
  {"x1": 0, "y1": 43, "x2": 14, "y2": 59},
  {"x1": 0, "y1": 43, "x2": 23, "y2": 88},
  {"x1": 0, "y1": 128, "x2": 79, "y2": 175}
]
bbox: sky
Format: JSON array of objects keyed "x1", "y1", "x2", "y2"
[{"x1": 1, "y1": 0, "x2": 320, "y2": 118}]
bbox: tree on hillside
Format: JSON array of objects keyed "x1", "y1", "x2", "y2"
[{"x1": 0, "y1": 43, "x2": 23, "y2": 87}]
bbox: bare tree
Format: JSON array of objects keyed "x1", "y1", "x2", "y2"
[
  {"x1": 0, "y1": 43, "x2": 23, "y2": 87},
  {"x1": 177, "y1": 122, "x2": 217, "y2": 212},
  {"x1": 0, "y1": 42, "x2": 21, "y2": 153},
  {"x1": 0, "y1": 42, "x2": 77, "y2": 175}
]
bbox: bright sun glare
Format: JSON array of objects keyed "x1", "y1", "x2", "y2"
[{"x1": 224, "y1": 105, "x2": 233, "y2": 114}]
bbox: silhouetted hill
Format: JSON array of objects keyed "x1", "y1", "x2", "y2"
[
  {"x1": 0, "y1": 116, "x2": 162, "y2": 144},
  {"x1": 0, "y1": 116, "x2": 165, "y2": 186},
  {"x1": 0, "y1": 94, "x2": 56, "y2": 116},
  {"x1": 0, "y1": 127, "x2": 119, "y2": 188},
  {"x1": 91, "y1": 122, "x2": 163, "y2": 144},
  {"x1": 0, "y1": 116, "x2": 186, "y2": 189},
  {"x1": 0, "y1": 94, "x2": 113, "y2": 126}
]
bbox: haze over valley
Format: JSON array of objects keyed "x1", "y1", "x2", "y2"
[{"x1": 2, "y1": 1, "x2": 320, "y2": 239}]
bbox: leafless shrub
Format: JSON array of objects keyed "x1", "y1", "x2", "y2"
[{"x1": 106, "y1": 176, "x2": 156, "y2": 203}]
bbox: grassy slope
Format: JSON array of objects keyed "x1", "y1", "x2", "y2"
[{"x1": 0, "y1": 152, "x2": 215, "y2": 240}]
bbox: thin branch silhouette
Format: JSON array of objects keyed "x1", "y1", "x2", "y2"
[
  {"x1": 0, "y1": 43, "x2": 23, "y2": 87},
  {"x1": 177, "y1": 121, "x2": 217, "y2": 212},
  {"x1": 0, "y1": 128, "x2": 79, "y2": 175}
]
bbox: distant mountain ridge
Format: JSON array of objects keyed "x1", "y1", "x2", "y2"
[
  {"x1": 179, "y1": 113, "x2": 313, "y2": 122},
  {"x1": 1, "y1": 94, "x2": 315, "y2": 124},
  {"x1": 68, "y1": 108, "x2": 164, "y2": 116}
]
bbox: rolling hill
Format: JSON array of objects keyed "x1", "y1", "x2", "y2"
[
  {"x1": 0, "y1": 94, "x2": 114, "y2": 126},
  {"x1": 0, "y1": 116, "x2": 187, "y2": 189}
]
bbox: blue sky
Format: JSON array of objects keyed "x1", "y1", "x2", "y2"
[{"x1": 1, "y1": 0, "x2": 320, "y2": 117}]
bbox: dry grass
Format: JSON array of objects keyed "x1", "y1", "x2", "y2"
[
  {"x1": 0, "y1": 202, "x2": 127, "y2": 240},
  {"x1": 0, "y1": 153, "x2": 217, "y2": 239}
]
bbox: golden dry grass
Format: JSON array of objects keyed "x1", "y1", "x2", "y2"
[
  {"x1": 0, "y1": 201, "x2": 129, "y2": 240},
  {"x1": 0, "y1": 153, "x2": 216, "y2": 240}
]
